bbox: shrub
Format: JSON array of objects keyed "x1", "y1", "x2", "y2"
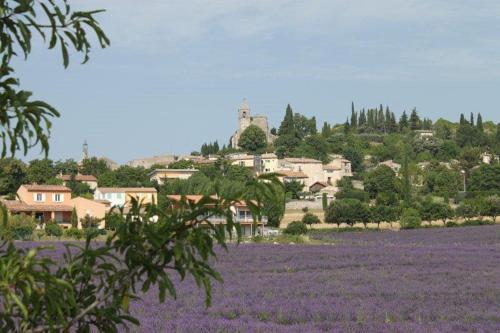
[
  {"x1": 302, "y1": 213, "x2": 320, "y2": 227},
  {"x1": 7, "y1": 214, "x2": 36, "y2": 241},
  {"x1": 64, "y1": 228, "x2": 84, "y2": 240},
  {"x1": 80, "y1": 214, "x2": 101, "y2": 229},
  {"x1": 445, "y1": 221, "x2": 458, "y2": 228},
  {"x1": 84, "y1": 227, "x2": 100, "y2": 239},
  {"x1": 45, "y1": 223, "x2": 63, "y2": 238},
  {"x1": 400, "y1": 208, "x2": 422, "y2": 230},
  {"x1": 283, "y1": 221, "x2": 308, "y2": 235}
]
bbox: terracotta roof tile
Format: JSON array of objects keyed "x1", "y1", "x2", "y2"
[
  {"x1": 23, "y1": 185, "x2": 71, "y2": 192},
  {"x1": 96, "y1": 187, "x2": 157, "y2": 193}
]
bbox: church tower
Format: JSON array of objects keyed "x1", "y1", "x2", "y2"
[
  {"x1": 81, "y1": 140, "x2": 89, "y2": 162},
  {"x1": 238, "y1": 98, "x2": 251, "y2": 133}
]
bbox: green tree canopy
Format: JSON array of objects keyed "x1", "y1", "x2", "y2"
[
  {"x1": 238, "y1": 125, "x2": 267, "y2": 152},
  {"x1": 364, "y1": 165, "x2": 397, "y2": 199}
]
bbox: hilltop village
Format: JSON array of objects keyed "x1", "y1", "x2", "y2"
[{"x1": 0, "y1": 100, "x2": 499, "y2": 235}]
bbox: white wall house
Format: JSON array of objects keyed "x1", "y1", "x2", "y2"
[{"x1": 94, "y1": 188, "x2": 126, "y2": 207}]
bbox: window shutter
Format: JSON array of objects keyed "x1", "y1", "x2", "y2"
[
  {"x1": 42, "y1": 194, "x2": 46, "y2": 202},
  {"x1": 61, "y1": 194, "x2": 64, "y2": 202},
  {"x1": 33, "y1": 194, "x2": 37, "y2": 201}
]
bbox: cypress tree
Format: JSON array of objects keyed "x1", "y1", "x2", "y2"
[
  {"x1": 343, "y1": 118, "x2": 350, "y2": 135},
  {"x1": 476, "y1": 113, "x2": 483, "y2": 132},
  {"x1": 310, "y1": 116, "x2": 318, "y2": 134},
  {"x1": 367, "y1": 109, "x2": 375, "y2": 129},
  {"x1": 71, "y1": 207, "x2": 78, "y2": 229},
  {"x1": 377, "y1": 105, "x2": 385, "y2": 132},
  {"x1": 321, "y1": 121, "x2": 330, "y2": 137},
  {"x1": 385, "y1": 107, "x2": 391, "y2": 133},
  {"x1": 278, "y1": 104, "x2": 295, "y2": 136},
  {"x1": 350, "y1": 102, "x2": 357, "y2": 128},
  {"x1": 470, "y1": 112, "x2": 474, "y2": 127},
  {"x1": 399, "y1": 111, "x2": 409, "y2": 130},
  {"x1": 459, "y1": 113, "x2": 466, "y2": 125},
  {"x1": 359, "y1": 109, "x2": 367, "y2": 126}
]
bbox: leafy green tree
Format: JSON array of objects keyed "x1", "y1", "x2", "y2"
[
  {"x1": 26, "y1": 159, "x2": 57, "y2": 184},
  {"x1": 419, "y1": 200, "x2": 453, "y2": 225},
  {"x1": 98, "y1": 165, "x2": 153, "y2": 188},
  {"x1": 459, "y1": 146, "x2": 481, "y2": 175},
  {"x1": 325, "y1": 199, "x2": 368, "y2": 228},
  {"x1": 322, "y1": 192, "x2": 328, "y2": 211},
  {"x1": 283, "y1": 221, "x2": 308, "y2": 235},
  {"x1": 484, "y1": 196, "x2": 500, "y2": 222},
  {"x1": 0, "y1": 0, "x2": 108, "y2": 158},
  {"x1": 343, "y1": 147, "x2": 363, "y2": 172},
  {"x1": 238, "y1": 125, "x2": 267, "y2": 152},
  {"x1": 302, "y1": 212, "x2": 320, "y2": 228},
  {"x1": 423, "y1": 164, "x2": 461, "y2": 196},
  {"x1": 168, "y1": 159, "x2": 194, "y2": 169},
  {"x1": 455, "y1": 201, "x2": 477, "y2": 222},
  {"x1": 364, "y1": 165, "x2": 397, "y2": 199},
  {"x1": 399, "y1": 208, "x2": 422, "y2": 229},
  {"x1": 0, "y1": 158, "x2": 26, "y2": 195},
  {"x1": 54, "y1": 159, "x2": 79, "y2": 175},
  {"x1": 284, "y1": 180, "x2": 304, "y2": 199},
  {"x1": 468, "y1": 164, "x2": 500, "y2": 193},
  {"x1": 262, "y1": 183, "x2": 285, "y2": 228},
  {"x1": 80, "y1": 157, "x2": 111, "y2": 178},
  {"x1": 291, "y1": 135, "x2": 329, "y2": 163}
]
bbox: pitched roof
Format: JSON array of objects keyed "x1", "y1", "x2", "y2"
[
  {"x1": 148, "y1": 169, "x2": 198, "y2": 176},
  {"x1": 283, "y1": 157, "x2": 322, "y2": 164},
  {"x1": 276, "y1": 170, "x2": 308, "y2": 178},
  {"x1": 1, "y1": 200, "x2": 73, "y2": 212},
  {"x1": 309, "y1": 181, "x2": 328, "y2": 188},
  {"x1": 22, "y1": 185, "x2": 71, "y2": 192},
  {"x1": 167, "y1": 195, "x2": 250, "y2": 208},
  {"x1": 59, "y1": 174, "x2": 97, "y2": 182},
  {"x1": 96, "y1": 187, "x2": 157, "y2": 193}
]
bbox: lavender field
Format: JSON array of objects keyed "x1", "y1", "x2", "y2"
[{"x1": 128, "y1": 226, "x2": 500, "y2": 333}]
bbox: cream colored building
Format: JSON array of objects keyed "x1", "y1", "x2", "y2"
[
  {"x1": 149, "y1": 169, "x2": 198, "y2": 184},
  {"x1": 94, "y1": 187, "x2": 158, "y2": 207},
  {"x1": 323, "y1": 155, "x2": 352, "y2": 186},
  {"x1": 277, "y1": 158, "x2": 325, "y2": 188},
  {"x1": 228, "y1": 153, "x2": 279, "y2": 173}
]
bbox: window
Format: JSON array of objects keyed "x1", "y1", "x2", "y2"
[
  {"x1": 105, "y1": 193, "x2": 112, "y2": 200},
  {"x1": 117, "y1": 193, "x2": 123, "y2": 199},
  {"x1": 53, "y1": 193, "x2": 62, "y2": 202},
  {"x1": 35, "y1": 193, "x2": 44, "y2": 202},
  {"x1": 239, "y1": 161, "x2": 244, "y2": 167}
]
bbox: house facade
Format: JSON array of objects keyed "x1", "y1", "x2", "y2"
[
  {"x1": 149, "y1": 169, "x2": 198, "y2": 184},
  {"x1": 167, "y1": 195, "x2": 267, "y2": 237},
  {"x1": 277, "y1": 158, "x2": 325, "y2": 188},
  {"x1": 1, "y1": 185, "x2": 106, "y2": 229},
  {"x1": 94, "y1": 187, "x2": 158, "y2": 207}
]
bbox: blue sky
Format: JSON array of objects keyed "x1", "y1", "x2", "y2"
[{"x1": 17, "y1": 0, "x2": 500, "y2": 163}]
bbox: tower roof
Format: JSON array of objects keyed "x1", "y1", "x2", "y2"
[{"x1": 239, "y1": 98, "x2": 250, "y2": 110}]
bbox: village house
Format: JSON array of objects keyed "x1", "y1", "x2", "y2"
[
  {"x1": 276, "y1": 170, "x2": 309, "y2": 185},
  {"x1": 94, "y1": 187, "x2": 158, "y2": 207},
  {"x1": 228, "y1": 153, "x2": 279, "y2": 173},
  {"x1": 149, "y1": 169, "x2": 198, "y2": 185},
  {"x1": 167, "y1": 195, "x2": 267, "y2": 237},
  {"x1": 58, "y1": 174, "x2": 98, "y2": 190},
  {"x1": 378, "y1": 160, "x2": 401, "y2": 174},
  {"x1": 323, "y1": 155, "x2": 352, "y2": 186},
  {"x1": 277, "y1": 157, "x2": 325, "y2": 188},
  {"x1": 1, "y1": 185, "x2": 106, "y2": 229}
]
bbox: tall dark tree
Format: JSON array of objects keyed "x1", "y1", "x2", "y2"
[
  {"x1": 459, "y1": 113, "x2": 466, "y2": 125},
  {"x1": 377, "y1": 105, "x2": 385, "y2": 132},
  {"x1": 470, "y1": 112, "x2": 474, "y2": 127},
  {"x1": 359, "y1": 109, "x2": 367, "y2": 126},
  {"x1": 350, "y1": 102, "x2": 357, "y2": 128},
  {"x1": 399, "y1": 111, "x2": 409, "y2": 130},
  {"x1": 321, "y1": 122, "x2": 331, "y2": 137},
  {"x1": 278, "y1": 104, "x2": 295, "y2": 136},
  {"x1": 409, "y1": 108, "x2": 421, "y2": 130},
  {"x1": 476, "y1": 113, "x2": 483, "y2": 132},
  {"x1": 343, "y1": 118, "x2": 351, "y2": 135}
]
